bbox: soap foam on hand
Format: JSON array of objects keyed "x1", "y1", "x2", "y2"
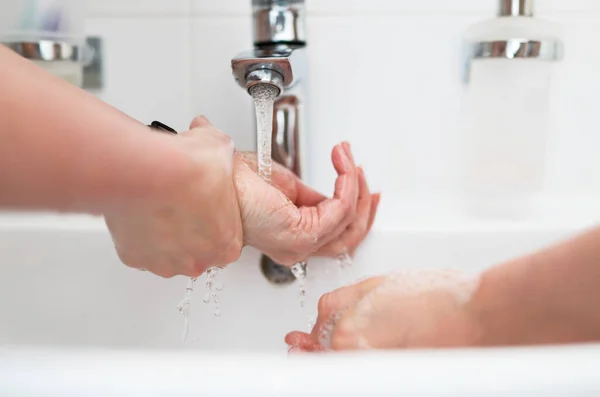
[
  {"x1": 351, "y1": 269, "x2": 481, "y2": 349},
  {"x1": 298, "y1": 269, "x2": 481, "y2": 352}
]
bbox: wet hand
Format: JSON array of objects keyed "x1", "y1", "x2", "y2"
[
  {"x1": 106, "y1": 115, "x2": 380, "y2": 278},
  {"x1": 234, "y1": 142, "x2": 380, "y2": 266},
  {"x1": 285, "y1": 270, "x2": 481, "y2": 352},
  {"x1": 105, "y1": 116, "x2": 243, "y2": 278}
]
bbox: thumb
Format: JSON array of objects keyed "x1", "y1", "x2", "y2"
[{"x1": 189, "y1": 115, "x2": 212, "y2": 129}]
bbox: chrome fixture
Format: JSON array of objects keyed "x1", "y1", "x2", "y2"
[
  {"x1": 5, "y1": 40, "x2": 80, "y2": 62},
  {"x1": 470, "y1": 39, "x2": 563, "y2": 61},
  {"x1": 4, "y1": 37, "x2": 104, "y2": 89},
  {"x1": 498, "y1": 0, "x2": 534, "y2": 17},
  {"x1": 253, "y1": 0, "x2": 306, "y2": 45},
  {"x1": 231, "y1": 0, "x2": 307, "y2": 285},
  {"x1": 81, "y1": 37, "x2": 104, "y2": 89},
  {"x1": 464, "y1": 0, "x2": 563, "y2": 76}
]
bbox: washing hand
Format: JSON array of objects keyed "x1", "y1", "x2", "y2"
[
  {"x1": 235, "y1": 143, "x2": 380, "y2": 265},
  {"x1": 106, "y1": 116, "x2": 380, "y2": 278},
  {"x1": 285, "y1": 270, "x2": 481, "y2": 351},
  {"x1": 105, "y1": 116, "x2": 243, "y2": 278}
]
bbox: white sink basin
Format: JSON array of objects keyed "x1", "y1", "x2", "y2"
[
  {"x1": 0, "y1": 212, "x2": 589, "y2": 350},
  {"x1": 1, "y1": 212, "x2": 599, "y2": 396}
]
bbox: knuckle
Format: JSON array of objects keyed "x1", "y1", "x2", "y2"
[
  {"x1": 342, "y1": 199, "x2": 354, "y2": 215},
  {"x1": 222, "y1": 238, "x2": 243, "y2": 264},
  {"x1": 154, "y1": 268, "x2": 176, "y2": 279},
  {"x1": 329, "y1": 331, "x2": 349, "y2": 351},
  {"x1": 183, "y1": 257, "x2": 204, "y2": 277},
  {"x1": 213, "y1": 230, "x2": 243, "y2": 265},
  {"x1": 273, "y1": 253, "x2": 298, "y2": 267},
  {"x1": 326, "y1": 240, "x2": 346, "y2": 257},
  {"x1": 191, "y1": 116, "x2": 206, "y2": 127},
  {"x1": 296, "y1": 240, "x2": 315, "y2": 258},
  {"x1": 347, "y1": 233, "x2": 364, "y2": 251},
  {"x1": 213, "y1": 132, "x2": 235, "y2": 152},
  {"x1": 188, "y1": 262, "x2": 207, "y2": 278},
  {"x1": 221, "y1": 133, "x2": 234, "y2": 147},
  {"x1": 115, "y1": 250, "x2": 139, "y2": 269}
]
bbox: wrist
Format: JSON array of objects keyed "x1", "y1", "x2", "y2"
[
  {"x1": 465, "y1": 260, "x2": 525, "y2": 347},
  {"x1": 91, "y1": 129, "x2": 195, "y2": 215},
  {"x1": 465, "y1": 255, "x2": 566, "y2": 347}
]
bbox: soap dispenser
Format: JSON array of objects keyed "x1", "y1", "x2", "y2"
[
  {"x1": 460, "y1": 0, "x2": 564, "y2": 219},
  {"x1": 0, "y1": 0, "x2": 87, "y2": 87}
]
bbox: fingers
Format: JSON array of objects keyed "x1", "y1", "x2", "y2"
[
  {"x1": 285, "y1": 332, "x2": 322, "y2": 353},
  {"x1": 295, "y1": 143, "x2": 359, "y2": 251},
  {"x1": 235, "y1": 152, "x2": 328, "y2": 206},
  {"x1": 237, "y1": 141, "x2": 373, "y2": 265},
  {"x1": 189, "y1": 115, "x2": 212, "y2": 129},
  {"x1": 315, "y1": 166, "x2": 375, "y2": 257},
  {"x1": 367, "y1": 193, "x2": 381, "y2": 234},
  {"x1": 329, "y1": 304, "x2": 364, "y2": 351},
  {"x1": 311, "y1": 277, "x2": 385, "y2": 345}
]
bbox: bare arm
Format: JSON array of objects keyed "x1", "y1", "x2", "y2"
[
  {"x1": 0, "y1": 44, "x2": 190, "y2": 214},
  {"x1": 472, "y1": 226, "x2": 600, "y2": 346}
]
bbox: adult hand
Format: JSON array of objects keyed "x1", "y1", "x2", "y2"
[
  {"x1": 106, "y1": 116, "x2": 380, "y2": 278},
  {"x1": 285, "y1": 270, "x2": 481, "y2": 352},
  {"x1": 105, "y1": 116, "x2": 243, "y2": 278},
  {"x1": 235, "y1": 144, "x2": 380, "y2": 265}
]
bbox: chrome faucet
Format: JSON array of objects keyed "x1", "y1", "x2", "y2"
[
  {"x1": 231, "y1": 0, "x2": 307, "y2": 285},
  {"x1": 498, "y1": 0, "x2": 534, "y2": 17}
]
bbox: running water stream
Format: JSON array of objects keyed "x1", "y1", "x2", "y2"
[{"x1": 250, "y1": 84, "x2": 311, "y2": 316}]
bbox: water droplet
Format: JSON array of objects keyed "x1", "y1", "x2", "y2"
[
  {"x1": 308, "y1": 316, "x2": 315, "y2": 331},
  {"x1": 291, "y1": 262, "x2": 307, "y2": 279},
  {"x1": 177, "y1": 277, "x2": 197, "y2": 344},
  {"x1": 250, "y1": 83, "x2": 278, "y2": 185},
  {"x1": 337, "y1": 249, "x2": 353, "y2": 269},
  {"x1": 215, "y1": 282, "x2": 224, "y2": 291},
  {"x1": 213, "y1": 308, "x2": 222, "y2": 317},
  {"x1": 202, "y1": 291, "x2": 211, "y2": 304}
]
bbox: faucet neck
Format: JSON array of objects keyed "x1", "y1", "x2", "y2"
[
  {"x1": 253, "y1": 1, "x2": 306, "y2": 46},
  {"x1": 498, "y1": 0, "x2": 534, "y2": 17}
]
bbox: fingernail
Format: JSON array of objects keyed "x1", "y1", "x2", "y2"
[
  {"x1": 197, "y1": 115, "x2": 210, "y2": 126},
  {"x1": 374, "y1": 193, "x2": 382, "y2": 206},
  {"x1": 340, "y1": 148, "x2": 351, "y2": 172},
  {"x1": 358, "y1": 166, "x2": 365, "y2": 176},
  {"x1": 343, "y1": 142, "x2": 355, "y2": 163},
  {"x1": 191, "y1": 115, "x2": 211, "y2": 129}
]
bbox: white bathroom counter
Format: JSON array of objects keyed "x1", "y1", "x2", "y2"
[{"x1": 1, "y1": 344, "x2": 599, "y2": 396}]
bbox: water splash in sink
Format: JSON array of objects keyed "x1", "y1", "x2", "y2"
[
  {"x1": 176, "y1": 277, "x2": 197, "y2": 344},
  {"x1": 177, "y1": 267, "x2": 223, "y2": 345}
]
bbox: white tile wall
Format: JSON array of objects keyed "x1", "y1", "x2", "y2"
[
  {"x1": 190, "y1": 16, "x2": 255, "y2": 149},
  {"x1": 85, "y1": 17, "x2": 192, "y2": 132},
  {"x1": 85, "y1": 0, "x2": 600, "y2": 206}
]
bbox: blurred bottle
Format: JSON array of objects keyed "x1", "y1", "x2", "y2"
[
  {"x1": 0, "y1": 0, "x2": 87, "y2": 86},
  {"x1": 460, "y1": 0, "x2": 564, "y2": 219}
]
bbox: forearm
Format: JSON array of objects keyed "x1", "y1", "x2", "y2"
[
  {"x1": 471, "y1": 227, "x2": 600, "y2": 346},
  {"x1": 0, "y1": 45, "x2": 189, "y2": 214}
]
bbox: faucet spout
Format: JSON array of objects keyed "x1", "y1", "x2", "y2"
[
  {"x1": 231, "y1": 0, "x2": 308, "y2": 285},
  {"x1": 231, "y1": 48, "x2": 306, "y2": 94},
  {"x1": 252, "y1": 0, "x2": 306, "y2": 46},
  {"x1": 246, "y1": 69, "x2": 284, "y2": 97}
]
